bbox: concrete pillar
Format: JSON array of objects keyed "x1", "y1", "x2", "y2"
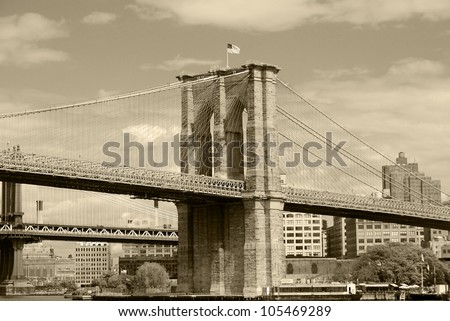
[
  {"x1": 1, "y1": 182, "x2": 22, "y2": 222},
  {"x1": 0, "y1": 240, "x2": 13, "y2": 282},
  {"x1": 10, "y1": 239, "x2": 25, "y2": 280}
]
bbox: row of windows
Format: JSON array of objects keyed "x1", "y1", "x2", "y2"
[
  {"x1": 285, "y1": 239, "x2": 321, "y2": 244},
  {"x1": 357, "y1": 224, "x2": 418, "y2": 230},
  {"x1": 286, "y1": 245, "x2": 321, "y2": 250},
  {"x1": 358, "y1": 231, "x2": 417, "y2": 236},
  {"x1": 123, "y1": 254, "x2": 173, "y2": 258},
  {"x1": 284, "y1": 219, "x2": 321, "y2": 225},
  {"x1": 358, "y1": 238, "x2": 416, "y2": 244},
  {"x1": 284, "y1": 226, "x2": 321, "y2": 231},
  {"x1": 284, "y1": 232, "x2": 321, "y2": 237},
  {"x1": 76, "y1": 258, "x2": 108, "y2": 262},
  {"x1": 284, "y1": 213, "x2": 319, "y2": 218},
  {"x1": 76, "y1": 247, "x2": 108, "y2": 251},
  {"x1": 125, "y1": 249, "x2": 172, "y2": 254},
  {"x1": 284, "y1": 239, "x2": 322, "y2": 244},
  {"x1": 75, "y1": 264, "x2": 108, "y2": 269},
  {"x1": 286, "y1": 252, "x2": 321, "y2": 257},
  {"x1": 123, "y1": 244, "x2": 175, "y2": 249},
  {"x1": 76, "y1": 271, "x2": 108, "y2": 275}
]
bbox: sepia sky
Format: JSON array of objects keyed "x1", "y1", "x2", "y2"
[{"x1": 1, "y1": 1, "x2": 450, "y2": 208}]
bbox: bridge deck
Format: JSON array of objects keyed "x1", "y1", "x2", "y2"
[{"x1": 1, "y1": 151, "x2": 450, "y2": 229}]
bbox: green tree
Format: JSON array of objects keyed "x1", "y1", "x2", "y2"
[
  {"x1": 332, "y1": 262, "x2": 354, "y2": 282},
  {"x1": 59, "y1": 280, "x2": 77, "y2": 291},
  {"x1": 134, "y1": 263, "x2": 169, "y2": 290},
  {"x1": 352, "y1": 243, "x2": 450, "y2": 285}
]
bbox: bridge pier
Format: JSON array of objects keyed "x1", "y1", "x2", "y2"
[
  {"x1": 0, "y1": 182, "x2": 35, "y2": 295},
  {"x1": 177, "y1": 63, "x2": 285, "y2": 297},
  {"x1": 176, "y1": 202, "x2": 245, "y2": 295}
]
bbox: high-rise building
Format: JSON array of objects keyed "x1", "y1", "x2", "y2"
[
  {"x1": 75, "y1": 242, "x2": 111, "y2": 286},
  {"x1": 382, "y1": 152, "x2": 447, "y2": 244},
  {"x1": 283, "y1": 212, "x2": 323, "y2": 257}
]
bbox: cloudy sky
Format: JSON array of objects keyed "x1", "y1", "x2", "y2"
[{"x1": 1, "y1": 0, "x2": 450, "y2": 249}]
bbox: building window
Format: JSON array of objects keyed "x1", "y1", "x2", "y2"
[{"x1": 311, "y1": 263, "x2": 318, "y2": 274}]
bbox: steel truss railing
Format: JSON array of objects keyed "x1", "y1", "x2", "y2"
[
  {"x1": 282, "y1": 187, "x2": 450, "y2": 220},
  {"x1": 0, "y1": 151, "x2": 245, "y2": 197},
  {"x1": 0, "y1": 223, "x2": 178, "y2": 241}
]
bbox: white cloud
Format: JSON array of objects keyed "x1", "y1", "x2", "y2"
[
  {"x1": 82, "y1": 12, "x2": 118, "y2": 25},
  {"x1": 128, "y1": 0, "x2": 450, "y2": 31},
  {"x1": 98, "y1": 89, "x2": 120, "y2": 98},
  {"x1": 123, "y1": 124, "x2": 168, "y2": 141},
  {"x1": 386, "y1": 58, "x2": 446, "y2": 78},
  {"x1": 141, "y1": 54, "x2": 221, "y2": 71},
  {"x1": 0, "y1": 13, "x2": 68, "y2": 67}
]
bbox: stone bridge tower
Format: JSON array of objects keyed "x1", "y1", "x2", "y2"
[{"x1": 176, "y1": 63, "x2": 285, "y2": 297}]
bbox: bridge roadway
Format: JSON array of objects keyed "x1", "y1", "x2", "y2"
[
  {"x1": 0, "y1": 222, "x2": 178, "y2": 244},
  {"x1": 1, "y1": 151, "x2": 450, "y2": 230}
]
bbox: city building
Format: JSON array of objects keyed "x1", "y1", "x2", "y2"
[
  {"x1": 75, "y1": 242, "x2": 111, "y2": 286},
  {"x1": 283, "y1": 212, "x2": 323, "y2": 257},
  {"x1": 22, "y1": 243, "x2": 75, "y2": 285},
  {"x1": 429, "y1": 236, "x2": 450, "y2": 258},
  {"x1": 382, "y1": 152, "x2": 446, "y2": 244},
  {"x1": 346, "y1": 219, "x2": 424, "y2": 258},
  {"x1": 285, "y1": 257, "x2": 355, "y2": 284},
  {"x1": 327, "y1": 217, "x2": 346, "y2": 258},
  {"x1": 329, "y1": 152, "x2": 447, "y2": 258},
  {"x1": 122, "y1": 243, "x2": 177, "y2": 258}
]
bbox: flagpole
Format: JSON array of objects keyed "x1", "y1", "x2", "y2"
[{"x1": 226, "y1": 49, "x2": 229, "y2": 69}]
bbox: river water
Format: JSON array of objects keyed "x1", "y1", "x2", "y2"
[{"x1": 0, "y1": 295, "x2": 70, "y2": 301}]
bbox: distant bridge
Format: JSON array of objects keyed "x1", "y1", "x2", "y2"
[{"x1": 0, "y1": 223, "x2": 178, "y2": 244}]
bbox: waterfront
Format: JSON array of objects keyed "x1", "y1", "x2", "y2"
[{"x1": 0, "y1": 295, "x2": 69, "y2": 301}]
